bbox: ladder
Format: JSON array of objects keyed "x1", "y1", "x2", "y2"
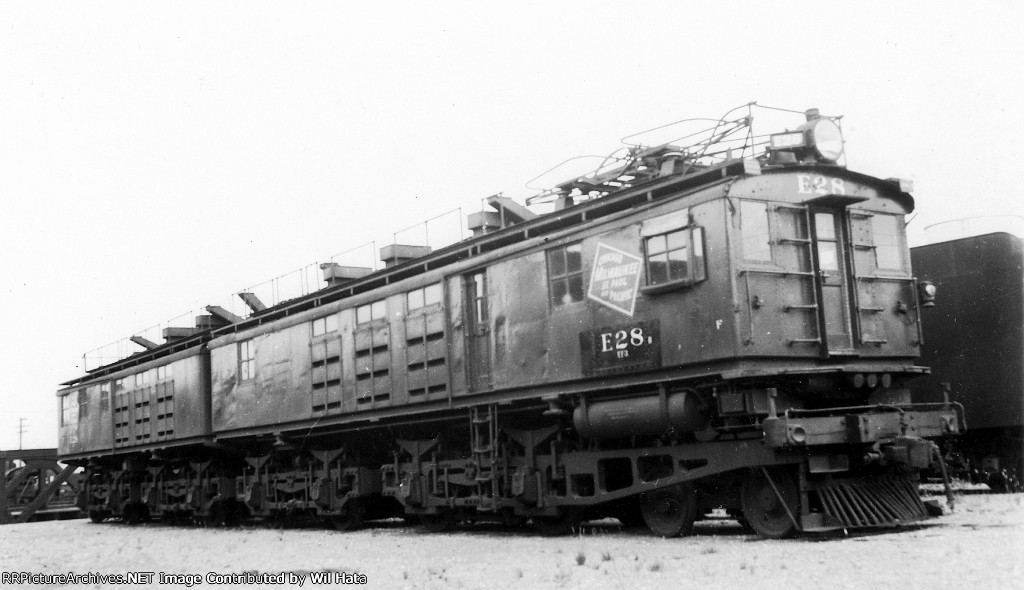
[{"x1": 470, "y1": 405, "x2": 499, "y2": 512}]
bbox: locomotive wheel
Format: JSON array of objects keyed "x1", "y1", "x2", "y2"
[
  {"x1": 640, "y1": 484, "x2": 697, "y2": 537},
  {"x1": 232, "y1": 502, "x2": 250, "y2": 525},
  {"x1": 532, "y1": 509, "x2": 582, "y2": 536},
  {"x1": 205, "y1": 499, "x2": 241, "y2": 527},
  {"x1": 420, "y1": 510, "x2": 457, "y2": 533},
  {"x1": 223, "y1": 500, "x2": 243, "y2": 527},
  {"x1": 122, "y1": 503, "x2": 149, "y2": 525},
  {"x1": 273, "y1": 511, "x2": 291, "y2": 529},
  {"x1": 614, "y1": 499, "x2": 646, "y2": 528},
  {"x1": 727, "y1": 509, "x2": 755, "y2": 532},
  {"x1": 328, "y1": 500, "x2": 366, "y2": 532},
  {"x1": 500, "y1": 508, "x2": 528, "y2": 528},
  {"x1": 741, "y1": 467, "x2": 800, "y2": 539},
  {"x1": 206, "y1": 501, "x2": 226, "y2": 527}
]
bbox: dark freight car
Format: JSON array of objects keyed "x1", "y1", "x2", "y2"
[{"x1": 910, "y1": 232, "x2": 1024, "y2": 490}]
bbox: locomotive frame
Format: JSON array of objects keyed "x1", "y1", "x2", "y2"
[{"x1": 57, "y1": 106, "x2": 962, "y2": 538}]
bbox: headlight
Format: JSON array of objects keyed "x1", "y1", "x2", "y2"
[
  {"x1": 808, "y1": 118, "x2": 844, "y2": 161},
  {"x1": 766, "y1": 109, "x2": 845, "y2": 164}
]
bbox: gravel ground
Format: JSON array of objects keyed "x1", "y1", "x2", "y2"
[{"x1": 1, "y1": 493, "x2": 1022, "y2": 590}]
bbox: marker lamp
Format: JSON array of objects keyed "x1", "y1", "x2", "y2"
[{"x1": 917, "y1": 280, "x2": 937, "y2": 307}]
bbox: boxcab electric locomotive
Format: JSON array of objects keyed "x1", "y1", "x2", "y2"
[{"x1": 57, "y1": 106, "x2": 962, "y2": 537}]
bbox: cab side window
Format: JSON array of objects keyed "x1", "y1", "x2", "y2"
[
  {"x1": 60, "y1": 393, "x2": 77, "y2": 426},
  {"x1": 547, "y1": 243, "x2": 584, "y2": 307},
  {"x1": 640, "y1": 208, "x2": 707, "y2": 291},
  {"x1": 870, "y1": 214, "x2": 905, "y2": 271},
  {"x1": 239, "y1": 339, "x2": 255, "y2": 381},
  {"x1": 644, "y1": 227, "x2": 706, "y2": 287},
  {"x1": 740, "y1": 200, "x2": 772, "y2": 263}
]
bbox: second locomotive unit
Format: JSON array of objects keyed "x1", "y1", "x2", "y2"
[{"x1": 57, "y1": 105, "x2": 962, "y2": 538}]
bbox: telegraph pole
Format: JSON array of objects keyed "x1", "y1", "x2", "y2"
[{"x1": 17, "y1": 418, "x2": 27, "y2": 450}]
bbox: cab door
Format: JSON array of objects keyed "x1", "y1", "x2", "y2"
[{"x1": 810, "y1": 209, "x2": 856, "y2": 354}]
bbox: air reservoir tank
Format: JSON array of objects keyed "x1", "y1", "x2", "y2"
[{"x1": 572, "y1": 389, "x2": 708, "y2": 439}]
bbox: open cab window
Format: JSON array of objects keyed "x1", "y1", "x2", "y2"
[{"x1": 640, "y1": 209, "x2": 706, "y2": 293}]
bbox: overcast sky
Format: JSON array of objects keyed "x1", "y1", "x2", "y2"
[{"x1": 2, "y1": 1, "x2": 1021, "y2": 450}]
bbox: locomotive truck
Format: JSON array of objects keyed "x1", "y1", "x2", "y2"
[{"x1": 57, "y1": 105, "x2": 962, "y2": 538}]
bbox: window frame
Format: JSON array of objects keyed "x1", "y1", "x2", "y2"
[
  {"x1": 312, "y1": 314, "x2": 339, "y2": 337},
  {"x1": 238, "y1": 339, "x2": 256, "y2": 382},
  {"x1": 77, "y1": 388, "x2": 89, "y2": 421},
  {"x1": 739, "y1": 199, "x2": 774, "y2": 264},
  {"x1": 640, "y1": 225, "x2": 707, "y2": 294},
  {"x1": 869, "y1": 213, "x2": 907, "y2": 273},
  {"x1": 356, "y1": 300, "x2": 388, "y2": 325},
  {"x1": 547, "y1": 242, "x2": 585, "y2": 308},
  {"x1": 156, "y1": 364, "x2": 173, "y2": 380},
  {"x1": 60, "y1": 393, "x2": 75, "y2": 427},
  {"x1": 407, "y1": 283, "x2": 444, "y2": 314}
]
